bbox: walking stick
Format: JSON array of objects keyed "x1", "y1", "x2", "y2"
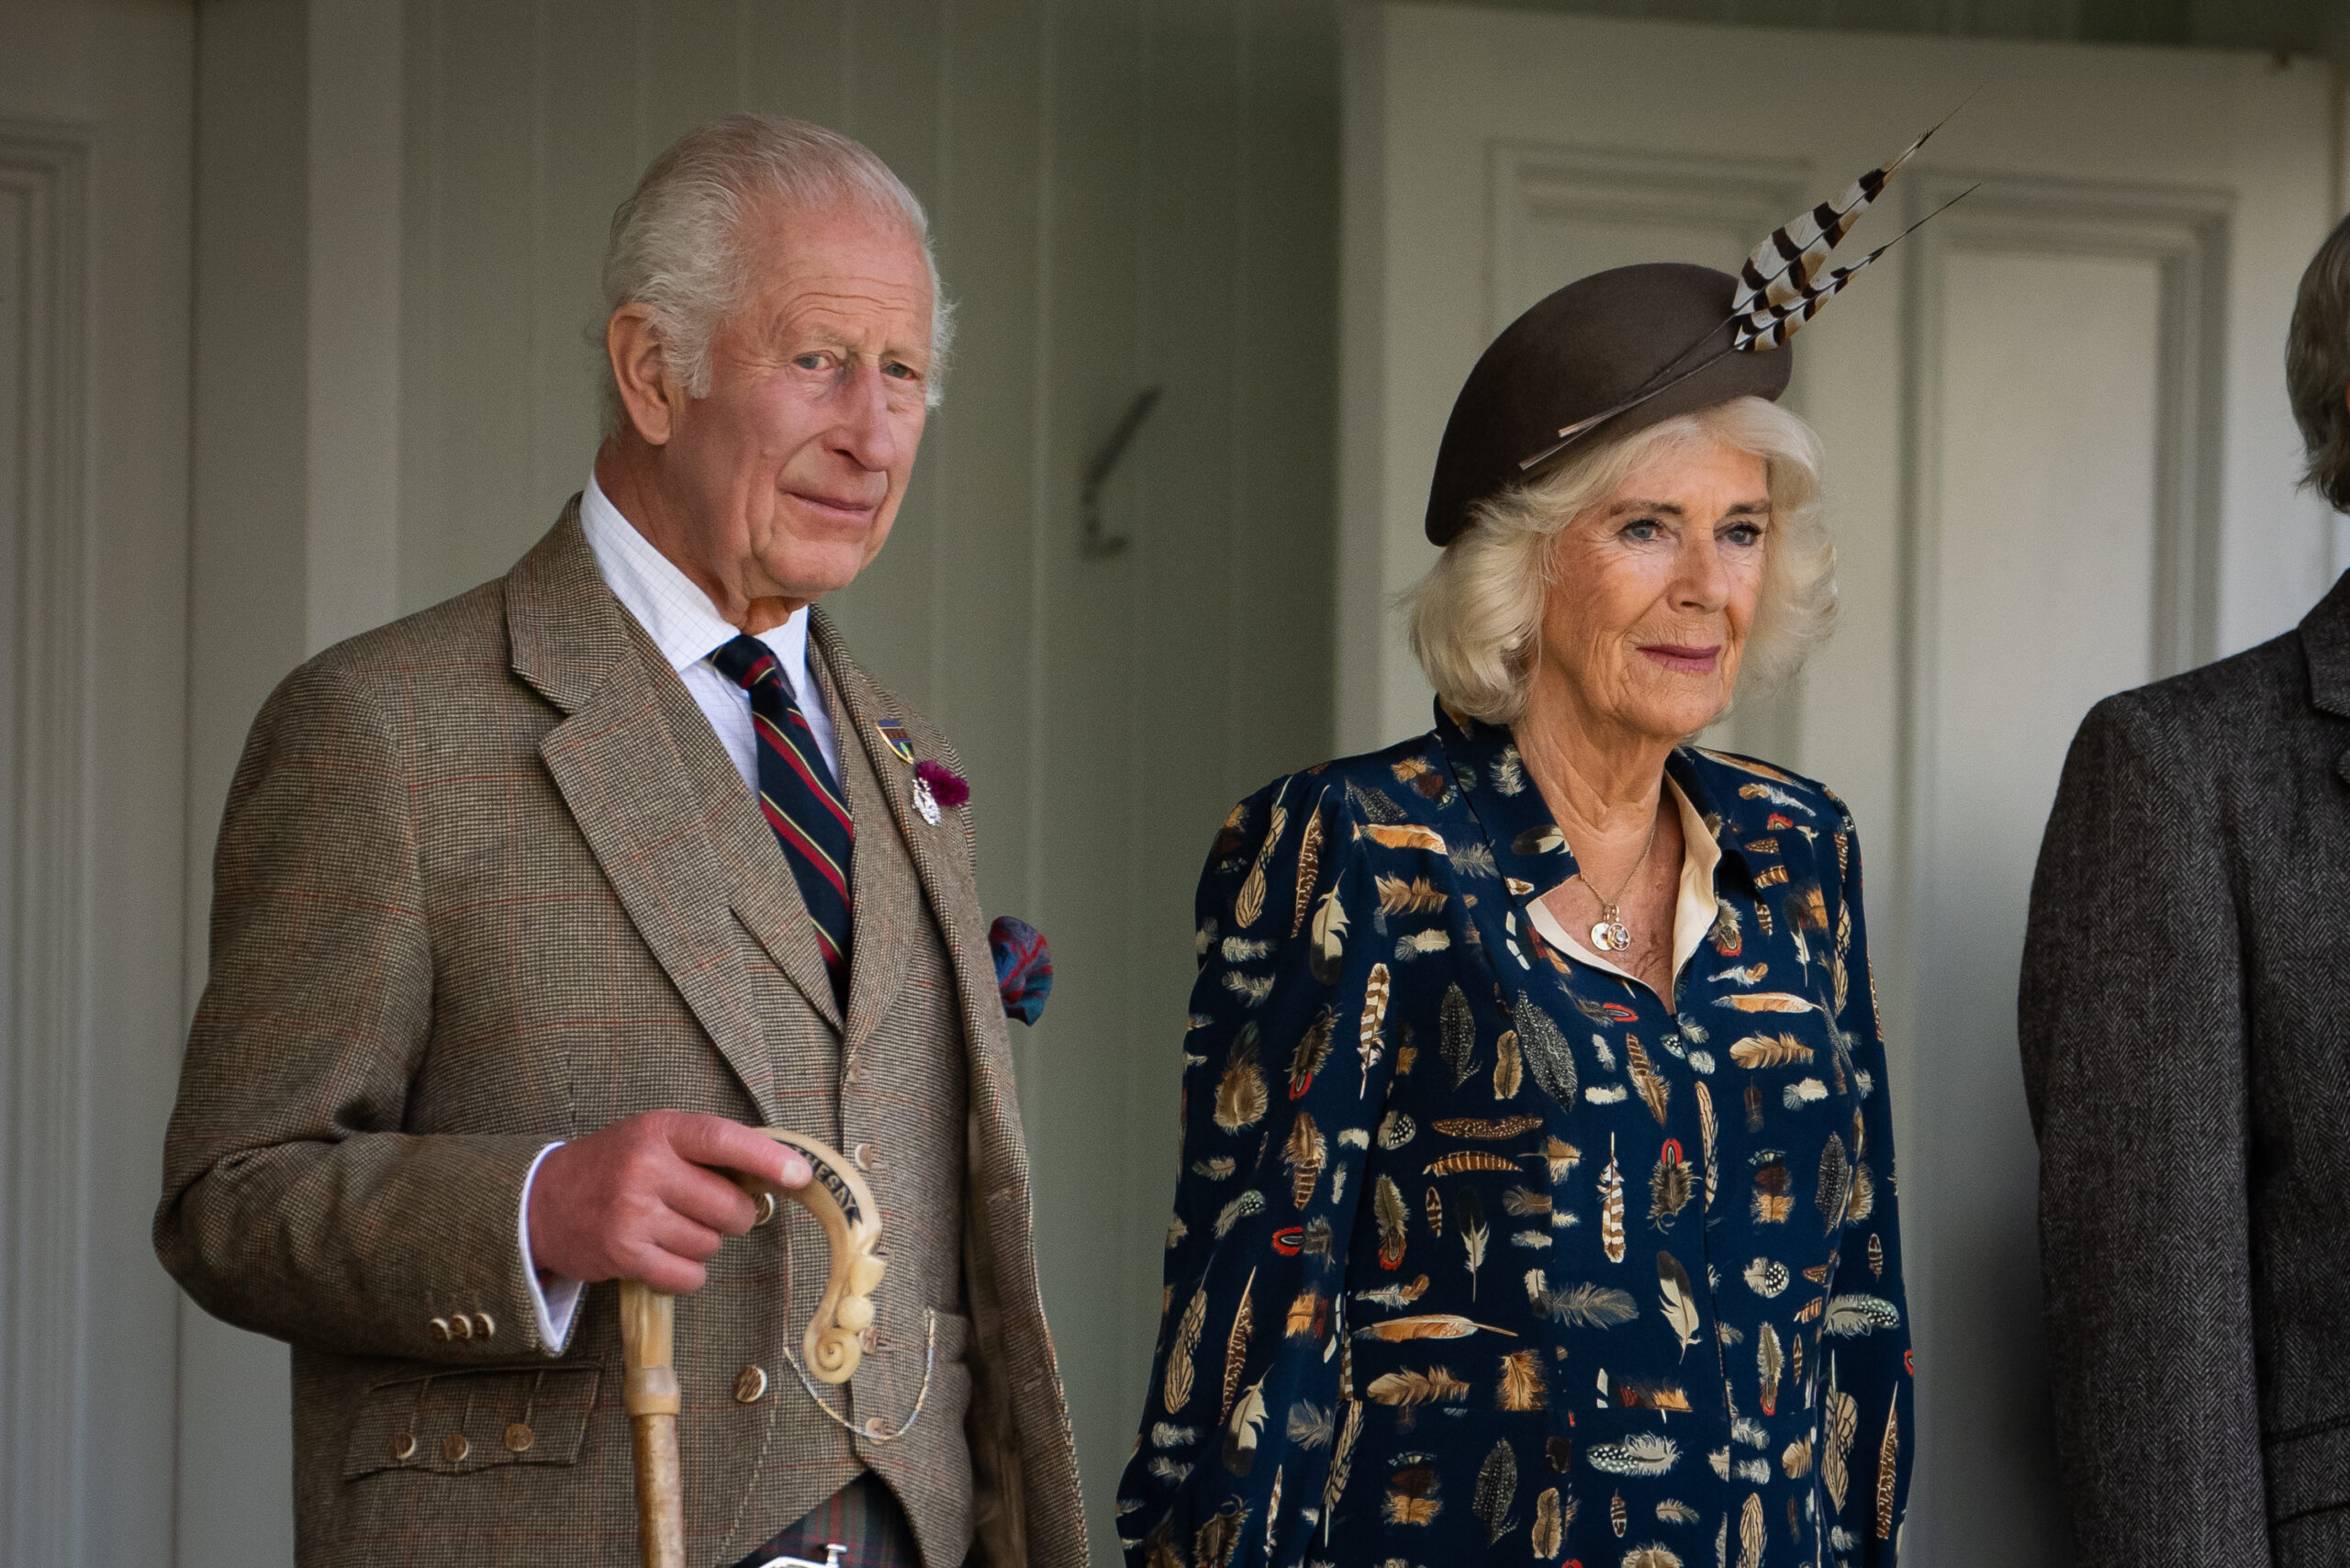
[{"x1": 618, "y1": 1129, "x2": 886, "y2": 1568}]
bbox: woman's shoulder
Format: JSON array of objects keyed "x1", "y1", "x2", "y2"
[
  {"x1": 1233, "y1": 732, "x2": 1459, "y2": 828},
  {"x1": 1191, "y1": 733, "x2": 1462, "y2": 950},
  {"x1": 1197, "y1": 734, "x2": 1463, "y2": 905},
  {"x1": 1683, "y1": 744, "x2": 1859, "y2": 838}
]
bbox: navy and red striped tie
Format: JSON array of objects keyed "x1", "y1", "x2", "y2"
[{"x1": 711, "y1": 633, "x2": 852, "y2": 1002}]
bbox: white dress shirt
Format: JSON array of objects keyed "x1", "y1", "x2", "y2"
[
  {"x1": 517, "y1": 472, "x2": 844, "y2": 1352},
  {"x1": 578, "y1": 470, "x2": 842, "y2": 788}
]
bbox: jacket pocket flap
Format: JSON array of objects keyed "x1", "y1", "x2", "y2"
[
  {"x1": 344, "y1": 1365, "x2": 601, "y2": 1481},
  {"x1": 2266, "y1": 1418, "x2": 2350, "y2": 1523}
]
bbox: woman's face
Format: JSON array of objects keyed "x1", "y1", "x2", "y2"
[{"x1": 1535, "y1": 437, "x2": 1772, "y2": 744}]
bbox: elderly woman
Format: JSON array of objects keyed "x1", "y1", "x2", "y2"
[{"x1": 1118, "y1": 263, "x2": 1912, "y2": 1567}]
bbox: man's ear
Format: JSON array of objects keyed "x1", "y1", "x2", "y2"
[{"x1": 607, "y1": 305, "x2": 679, "y2": 445}]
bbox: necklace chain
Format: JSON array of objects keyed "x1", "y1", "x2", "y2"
[{"x1": 1571, "y1": 809, "x2": 1661, "y2": 954}]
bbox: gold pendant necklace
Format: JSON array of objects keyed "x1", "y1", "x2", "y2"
[{"x1": 1573, "y1": 811, "x2": 1661, "y2": 955}]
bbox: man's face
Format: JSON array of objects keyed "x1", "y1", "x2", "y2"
[{"x1": 649, "y1": 200, "x2": 934, "y2": 614}]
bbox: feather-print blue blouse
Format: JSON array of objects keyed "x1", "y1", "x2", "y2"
[{"x1": 1117, "y1": 705, "x2": 1912, "y2": 1568}]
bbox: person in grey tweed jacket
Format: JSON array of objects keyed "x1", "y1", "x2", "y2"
[
  {"x1": 156, "y1": 117, "x2": 1083, "y2": 1567},
  {"x1": 2020, "y1": 211, "x2": 2350, "y2": 1568}
]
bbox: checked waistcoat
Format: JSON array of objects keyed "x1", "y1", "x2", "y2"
[{"x1": 730, "y1": 643, "x2": 976, "y2": 1568}]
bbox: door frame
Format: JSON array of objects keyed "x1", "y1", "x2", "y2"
[{"x1": 0, "y1": 114, "x2": 95, "y2": 1568}]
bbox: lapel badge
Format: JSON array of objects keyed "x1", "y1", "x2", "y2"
[
  {"x1": 876, "y1": 718, "x2": 939, "y2": 823},
  {"x1": 876, "y1": 719, "x2": 968, "y2": 826}
]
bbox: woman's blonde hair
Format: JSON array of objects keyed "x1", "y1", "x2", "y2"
[{"x1": 1406, "y1": 396, "x2": 1836, "y2": 725}]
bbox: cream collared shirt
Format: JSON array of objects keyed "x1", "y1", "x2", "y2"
[{"x1": 1525, "y1": 776, "x2": 1722, "y2": 1005}]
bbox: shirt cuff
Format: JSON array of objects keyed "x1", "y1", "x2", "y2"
[{"x1": 518, "y1": 1141, "x2": 584, "y2": 1354}]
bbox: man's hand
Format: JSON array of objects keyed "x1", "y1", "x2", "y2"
[{"x1": 527, "y1": 1111, "x2": 811, "y2": 1294}]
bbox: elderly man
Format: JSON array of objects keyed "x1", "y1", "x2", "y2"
[
  {"x1": 156, "y1": 116, "x2": 1083, "y2": 1568},
  {"x1": 2021, "y1": 211, "x2": 2350, "y2": 1568}
]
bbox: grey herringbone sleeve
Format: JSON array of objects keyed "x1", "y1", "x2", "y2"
[{"x1": 2020, "y1": 694, "x2": 2267, "y2": 1563}]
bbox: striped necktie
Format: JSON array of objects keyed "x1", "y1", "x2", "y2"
[{"x1": 711, "y1": 633, "x2": 853, "y2": 1002}]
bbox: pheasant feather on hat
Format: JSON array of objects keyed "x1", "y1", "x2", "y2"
[
  {"x1": 1423, "y1": 112, "x2": 1975, "y2": 546},
  {"x1": 1517, "y1": 120, "x2": 1974, "y2": 473}
]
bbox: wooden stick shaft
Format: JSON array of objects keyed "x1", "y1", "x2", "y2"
[{"x1": 629, "y1": 1413, "x2": 685, "y2": 1568}]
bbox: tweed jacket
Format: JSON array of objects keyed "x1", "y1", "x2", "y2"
[
  {"x1": 156, "y1": 509, "x2": 1085, "y2": 1567},
  {"x1": 2021, "y1": 570, "x2": 2350, "y2": 1568}
]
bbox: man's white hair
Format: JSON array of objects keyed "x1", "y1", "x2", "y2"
[
  {"x1": 599, "y1": 113, "x2": 956, "y2": 438},
  {"x1": 1407, "y1": 396, "x2": 1837, "y2": 727}
]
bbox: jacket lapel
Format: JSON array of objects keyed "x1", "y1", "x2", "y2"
[
  {"x1": 809, "y1": 612, "x2": 1004, "y2": 1069},
  {"x1": 2298, "y1": 568, "x2": 2350, "y2": 786},
  {"x1": 507, "y1": 506, "x2": 794, "y2": 1118}
]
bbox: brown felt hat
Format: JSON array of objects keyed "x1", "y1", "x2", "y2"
[{"x1": 1424, "y1": 262, "x2": 1792, "y2": 546}]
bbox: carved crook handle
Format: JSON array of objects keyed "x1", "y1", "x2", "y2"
[{"x1": 619, "y1": 1130, "x2": 886, "y2": 1568}]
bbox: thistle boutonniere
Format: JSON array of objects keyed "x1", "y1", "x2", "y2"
[{"x1": 876, "y1": 719, "x2": 967, "y2": 824}]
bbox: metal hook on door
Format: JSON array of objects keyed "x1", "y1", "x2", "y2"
[{"x1": 1079, "y1": 386, "x2": 1162, "y2": 559}]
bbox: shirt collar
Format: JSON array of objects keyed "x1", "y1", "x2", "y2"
[
  {"x1": 1666, "y1": 771, "x2": 1723, "y2": 974},
  {"x1": 578, "y1": 470, "x2": 813, "y2": 695}
]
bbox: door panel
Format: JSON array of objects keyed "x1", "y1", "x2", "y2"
[
  {"x1": 0, "y1": 5, "x2": 195, "y2": 1566},
  {"x1": 1913, "y1": 242, "x2": 2164, "y2": 1541},
  {"x1": 1342, "y1": 7, "x2": 2335, "y2": 1561}
]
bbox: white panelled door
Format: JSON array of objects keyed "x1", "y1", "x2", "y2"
[
  {"x1": 0, "y1": 6, "x2": 194, "y2": 1567},
  {"x1": 1340, "y1": 6, "x2": 2335, "y2": 1562}
]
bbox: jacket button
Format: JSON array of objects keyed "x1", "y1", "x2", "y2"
[
  {"x1": 853, "y1": 1142, "x2": 878, "y2": 1171},
  {"x1": 389, "y1": 1432, "x2": 417, "y2": 1462},
  {"x1": 862, "y1": 1417, "x2": 885, "y2": 1438},
  {"x1": 504, "y1": 1422, "x2": 535, "y2": 1453},
  {"x1": 429, "y1": 1316, "x2": 453, "y2": 1340},
  {"x1": 733, "y1": 1365, "x2": 768, "y2": 1404},
  {"x1": 474, "y1": 1312, "x2": 496, "y2": 1339},
  {"x1": 754, "y1": 1192, "x2": 778, "y2": 1226},
  {"x1": 451, "y1": 1314, "x2": 473, "y2": 1339},
  {"x1": 442, "y1": 1432, "x2": 470, "y2": 1463}
]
